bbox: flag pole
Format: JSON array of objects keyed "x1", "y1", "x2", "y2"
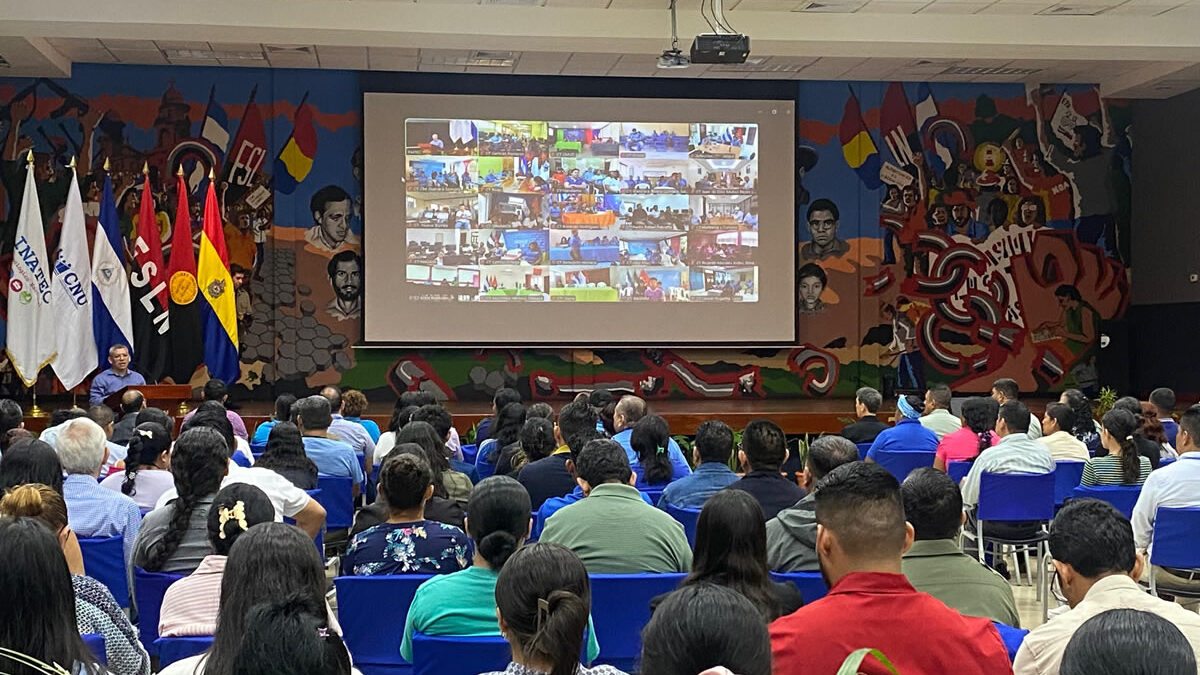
[{"x1": 23, "y1": 150, "x2": 48, "y2": 418}]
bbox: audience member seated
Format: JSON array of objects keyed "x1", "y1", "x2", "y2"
[
  {"x1": 341, "y1": 389, "x2": 382, "y2": 443},
  {"x1": 512, "y1": 417, "x2": 556, "y2": 476},
  {"x1": 726, "y1": 419, "x2": 804, "y2": 520},
  {"x1": 254, "y1": 422, "x2": 318, "y2": 490},
  {"x1": 341, "y1": 453, "x2": 472, "y2": 576},
  {"x1": 0, "y1": 516, "x2": 110, "y2": 675},
  {"x1": 57, "y1": 417, "x2": 141, "y2": 565},
  {"x1": 321, "y1": 385, "x2": 376, "y2": 474},
  {"x1": 480, "y1": 401, "x2": 527, "y2": 476},
  {"x1": 111, "y1": 389, "x2": 145, "y2": 446},
  {"x1": 541, "y1": 439, "x2": 691, "y2": 573},
  {"x1": 411, "y1": 404, "x2": 476, "y2": 478},
  {"x1": 1131, "y1": 404, "x2": 1200, "y2": 597},
  {"x1": 840, "y1": 387, "x2": 889, "y2": 445},
  {"x1": 659, "y1": 420, "x2": 738, "y2": 509},
  {"x1": 1060, "y1": 389, "x2": 1101, "y2": 454},
  {"x1": 769, "y1": 462, "x2": 1011, "y2": 674},
  {"x1": 992, "y1": 377, "x2": 1042, "y2": 439},
  {"x1": 100, "y1": 422, "x2": 174, "y2": 510},
  {"x1": 86, "y1": 404, "x2": 128, "y2": 472},
  {"x1": 520, "y1": 401, "x2": 596, "y2": 509},
  {"x1": 1014, "y1": 499, "x2": 1200, "y2": 674},
  {"x1": 159, "y1": 484, "x2": 275, "y2": 637},
  {"x1": 1151, "y1": 387, "x2": 1179, "y2": 448},
  {"x1": 1038, "y1": 402, "x2": 1091, "y2": 462},
  {"x1": 1141, "y1": 401, "x2": 1178, "y2": 459},
  {"x1": 157, "y1": 522, "x2": 337, "y2": 675},
  {"x1": 642, "y1": 584, "x2": 772, "y2": 675},
  {"x1": 766, "y1": 435, "x2": 859, "y2": 572},
  {"x1": 182, "y1": 379, "x2": 249, "y2": 440},
  {"x1": 251, "y1": 394, "x2": 296, "y2": 446},
  {"x1": 0, "y1": 483, "x2": 84, "y2": 574},
  {"x1": 352, "y1": 445, "x2": 466, "y2": 533},
  {"x1": 934, "y1": 397, "x2": 999, "y2": 469},
  {"x1": 1082, "y1": 409, "x2": 1151, "y2": 487},
  {"x1": 232, "y1": 595, "x2": 353, "y2": 675},
  {"x1": 0, "y1": 398, "x2": 23, "y2": 450},
  {"x1": 900, "y1": 468, "x2": 1019, "y2": 625},
  {"x1": 611, "y1": 396, "x2": 691, "y2": 480},
  {"x1": 478, "y1": 542, "x2": 630, "y2": 675},
  {"x1": 189, "y1": 401, "x2": 254, "y2": 464},
  {"x1": 630, "y1": 415, "x2": 685, "y2": 489},
  {"x1": 920, "y1": 384, "x2": 962, "y2": 440},
  {"x1": 476, "y1": 387, "x2": 522, "y2": 445},
  {"x1": 398, "y1": 420, "x2": 472, "y2": 503},
  {"x1": 295, "y1": 395, "x2": 365, "y2": 495},
  {"x1": 1, "y1": 438, "x2": 65, "y2": 494},
  {"x1": 1107, "y1": 397, "x2": 1164, "y2": 469},
  {"x1": 1060, "y1": 609, "x2": 1197, "y2": 675},
  {"x1": 134, "y1": 427, "x2": 230, "y2": 575},
  {"x1": 866, "y1": 395, "x2": 939, "y2": 460}
]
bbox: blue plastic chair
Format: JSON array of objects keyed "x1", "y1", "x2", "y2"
[
  {"x1": 1071, "y1": 485, "x2": 1142, "y2": 519},
  {"x1": 411, "y1": 633, "x2": 510, "y2": 675},
  {"x1": 946, "y1": 461, "x2": 972, "y2": 484},
  {"x1": 475, "y1": 439, "x2": 498, "y2": 480},
  {"x1": 640, "y1": 488, "x2": 665, "y2": 506},
  {"x1": 589, "y1": 573, "x2": 686, "y2": 670},
  {"x1": 856, "y1": 443, "x2": 872, "y2": 461},
  {"x1": 1159, "y1": 457, "x2": 1178, "y2": 468},
  {"x1": 155, "y1": 636, "x2": 214, "y2": 666},
  {"x1": 991, "y1": 622, "x2": 1029, "y2": 662},
  {"x1": 335, "y1": 574, "x2": 434, "y2": 675},
  {"x1": 665, "y1": 504, "x2": 701, "y2": 547},
  {"x1": 874, "y1": 450, "x2": 936, "y2": 482},
  {"x1": 316, "y1": 474, "x2": 356, "y2": 531},
  {"x1": 82, "y1": 634, "x2": 107, "y2": 665},
  {"x1": 250, "y1": 440, "x2": 268, "y2": 454},
  {"x1": 232, "y1": 452, "x2": 252, "y2": 468},
  {"x1": 460, "y1": 444, "x2": 478, "y2": 465},
  {"x1": 1054, "y1": 461, "x2": 1086, "y2": 506},
  {"x1": 769, "y1": 570, "x2": 829, "y2": 604},
  {"x1": 133, "y1": 567, "x2": 185, "y2": 654},
  {"x1": 973, "y1": 472, "x2": 1056, "y2": 616},
  {"x1": 79, "y1": 535, "x2": 129, "y2": 607},
  {"x1": 1149, "y1": 507, "x2": 1200, "y2": 598}
]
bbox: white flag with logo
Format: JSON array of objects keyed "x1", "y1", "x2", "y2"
[
  {"x1": 50, "y1": 168, "x2": 97, "y2": 389},
  {"x1": 6, "y1": 158, "x2": 57, "y2": 386}
]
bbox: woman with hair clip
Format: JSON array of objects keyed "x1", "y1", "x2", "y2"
[
  {"x1": 1060, "y1": 389, "x2": 1101, "y2": 454},
  {"x1": 934, "y1": 397, "x2": 1000, "y2": 470},
  {"x1": 99, "y1": 422, "x2": 173, "y2": 509},
  {"x1": 1, "y1": 484, "x2": 150, "y2": 675},
  {"x1": 480, "y1": 542, "x2": 628, "y2": 675},
  {"x1": 398, "y1": 421, "x2": 471, "y2": 504},
  {"x1": 1081, "y1": 409, "x2": 1152, "y2": 487},
  {"x1": 159, "y1": 483, "x2": 275, "y2": 637},
  {"x1": 131, "y1": 427, "x2": 230, "y2": 575},
  {"x1": 641, "y1": 584, "x2": 772, "y2": 675},
  {"x1": 232, "y1": 595, "x2": 353, "y2": 675},
  {"x1": 157, "y1": 523, "x2": 335, "y2": 675},
  {"x1": 629, "y1": 415, "x2": 681, "y2": 489},
  {"x1": 0, "y1": 438, "x2": 65, "y2": 494},
  {"x1": 254, "y1": 422, "x2": 319, "y2": 490},
  {"x1": 0, "y1": 516, "x2": 110, "y2": 675}
]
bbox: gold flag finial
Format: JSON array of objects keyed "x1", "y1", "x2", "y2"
[
  {"x1": 26, "y1": 149, "x2": 34, "y2": 164},
  {"x1": 142, "y1": 161, "x2": 149, "y2": 175},
  {"x1": 176, "y1": 165, "x2": 184, "y2": 177},
  {"x1": 209, "y1": 168, "x2": 215, "y2": 180},
  {"x1": 104, "y1": 157, "x2": 111, "y2": 172},
  {"x1": 69, "y1": 156, "x2": 77, "y2": 169}
]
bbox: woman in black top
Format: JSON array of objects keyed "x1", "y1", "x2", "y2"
[{"x1": 255, "y1": 422, "x2": 319, "y2": 489}]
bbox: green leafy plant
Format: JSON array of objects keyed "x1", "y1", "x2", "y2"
[
  {"x1": 465, "y1": 422, "x2": 478, "y2": 445},
  {"x1": 837, "y1": 648, "x2": 899, "y2": 675},
  {"x1": 0, "y1": 648, "x2": 71, "y2": 674},
  {"x1": 1096, "y1": 387, "x2": 1118, "y2": 418}
]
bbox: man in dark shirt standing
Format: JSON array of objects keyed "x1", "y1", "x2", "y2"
[
  {"x1": 519, "y1": 400, "x2": 596, "y2": 509},
  {"x1": 724, "y1": 419, "x2": 805, "y2": 520},
  {"x1": 840, "y1": 387, "x2": 889, "y2": 445}
]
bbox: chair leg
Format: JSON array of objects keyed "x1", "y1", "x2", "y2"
[
  {"x1": 977, "y1": 518, "x2": 985, "y2": 565},
  {"x1": 1023, "y1": 548, "x2": 1034, "y2": 588},
  {"x1": 1040, "y1": 545, "x2": 1050, "y2": 623}
]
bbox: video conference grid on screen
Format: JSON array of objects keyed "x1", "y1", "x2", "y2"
[{"x1": 403, "y1": 118, "x2": 760, "y2": 304}]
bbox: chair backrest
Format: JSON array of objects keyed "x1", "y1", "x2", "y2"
[
  {"x1": 81, "y1": 633, "x2": 107, "y2": 665},
  {"x1": 316, "y1": 474, "x2": 355, "y2": 531},
  {"x1": 155, "y1": 636, "x2": 214, "y2": 667},
  {"x1": 874, "y1": 450, "x2": 936, "y2": 482},
  {"x1": 133, "y1": 567, "x2": 185, "y2": 654},
  {"x1": 1071, "y1": 485, "x2": 1142, "y2": 519},
  {"x1": 977, "y1": 472, "x2": 1056, "y2": 522},
  {"x1": 1159, "y1": 457, "x2": 1178, "y2": 467},
  {"x1": 79, "y1": 535, "x2": 129, "y2": 607},
  {"x1": 1150, "y1": 508, "x2": 1200, "y2": 569},
  {"x1": 231, "y1": 452, "x2": 252, "y2": 468},
  {"x1": 856, "y1": 443, "x2": 872, "y2": 461},
  {"x1": 460, "y1": 444, "x2": 479, "y2": 465},
  {"x1": 946, "y1": 461, "x2": 972, "y2": 484},
  {"x1": 768, "y1": 571, "x2": 829, "y2": 604},
  {"x1": 411, "y1": 633, "x2": 510, "y2": 675},
  {"x1": 991, "y1": 622, "x2": 1030, "y2": 663},
  {"x1": 335, "y1": 574, "x2": 434, "y2": 671},
  {"x1": 665, "y1": 504, "x2": 702, "y2": 548},
  {"x1": 475, "y1": 439, "x2": 497, "y2": 480},
  {"x1": 1054, "y1": 461, "x2": 1086, "y2": 505},
  {"x1": 640, "y1": 488, "x2": 665, "y2": 506},
  {"x1": 588, "y1": 573, "x2": 686, "y2": 670}
]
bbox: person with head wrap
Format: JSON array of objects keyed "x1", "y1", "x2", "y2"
[{"x1": 865, "y1": 394, "x2": 940, "y2": 462}]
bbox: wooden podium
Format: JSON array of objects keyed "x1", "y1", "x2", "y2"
[{"x1": 104, "y1": 384, "x2": 194, "y2": 416}]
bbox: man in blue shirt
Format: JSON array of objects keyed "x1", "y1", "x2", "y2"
[
  {"x1": 295, "y1": 395, "x2": 365, "y2": 497},
  {"x1": 866, "y1": 394, "x2": 939, "y2": 460},
  {"x1": 659, "y1": 420, "x2": 738, "y2": 510},
  {"x1": 320, "y1": 385, "x2": 376, "y2": 477},
  {"x1": 1151, "y1": 388, "x2": 1179, "y2": 447},
  {"x1": 88, "y1": 343, "x2": 146, "y2": 405},
  {"x1": 612, "y1": 396, "x2": 691, "y2": 480},
  {"x1": 56, "y1": 417, "x2": 141, "y2": 564}
]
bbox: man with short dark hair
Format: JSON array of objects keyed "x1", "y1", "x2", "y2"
[
  {"x1": 541, "y1": 439, "x2": 691, "y2": 573},
  {"x1": 658, "y1": 420, "x2": 739, "y2": 510},
  {"x1": 325, "y1": 250, "x2": 362, "y2": 321},
  {"x1": 900, "y1": 468, "x2": 1019, "y2": 625},
  {"x1": 920, "y1": 383, "x2": 961, "y2": 440},
  {"x1": 1015, "y1": 499, "x2": 1200, "y2": 674},
  {"x1": 770, "y1": 462, "x2": 1010, "y2": 674},
  {"x1": 611, "y1": 396, "x2": 691, "y2": 479},
  {"x1": 800, "y1": 198, "x2": 849, "y2": 261},
  {"x1": 724, "y1": 419, "x2": 805, "y2": 520},
  {"x1": 766, "y1": 435, "x2": 859, "y2": 572},
  {"x1": 321, "y1": 385, "x2": 376, "y2": 475},
  {"x1": 305, "y1": 184, "x2": 357, "y2": 252},
  {"x1": 519, "y1": 401, "x2": 591, "y2": 509},
  {"x1": 411, "y1": 404, "x2": 473, "y2": 474},
  {"x1": 991, "y1": 377, "x2": 1042, "y2": 439},
  {"x1": 1150, "y1": 387, "x2": 1179, "y2": 447},
  {"x1": 1038, "y1": 402, "x2": 1089, "y2": 461},
  {"x1": 295, "y1": 395, "x2": 365, "y2": 495},
  {"x1": 840, "y1": 387, "x2": 888, "y2": 445},
  {"x1": 111, "y1": 389, "x2": 146, "y2": 445},
  {"x1": 181, "y1": 378, "x2": 248, "y2": 440},
  {"x1": 1131, "y1": 404, "x2": 1200, "y2": 596},
  {"x1": 89, "y1": 343, "x2": 146, "y2": 405}
]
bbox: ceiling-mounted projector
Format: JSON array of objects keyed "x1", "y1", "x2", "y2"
[
  {"x1": 657, "y1": 48, "x2": 691, "y2": 69},
  {"x1": 690, "y1": 33, "x2": 750, "y2": 64}
]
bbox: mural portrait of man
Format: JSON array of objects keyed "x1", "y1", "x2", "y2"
[
  {"x1": 800, "y1": 198, "x2": 850, "y2": 261},
  {"x1": 326, "y1": 250, "x2": 362, "y2": 321},
  {"x1": 305, "y1": 184, "x2": 359, "y2": 252}
]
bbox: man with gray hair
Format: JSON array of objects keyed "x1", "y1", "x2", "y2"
[
  {"x1": 840, "y1": 387, "x2": 888, "y2": 445},
  {"x1": 766, "y1": 434, "x2": 860, "y2": 571},
  {"x1": 295, "y1": 395, "x2": 365, "y2": 496},
  {"x1": 58, "y1": 417, "x2": 141, "y2": 563}
]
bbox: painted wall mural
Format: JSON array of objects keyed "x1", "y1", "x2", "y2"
[{"x1": 0, "y1": 65, "x2": 1130, "y2": 403}]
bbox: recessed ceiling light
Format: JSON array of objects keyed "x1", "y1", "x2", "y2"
[
  {"x1": 794, "y1": 1, "x2": 867, "y2": 12},
  {"x1": 941, "y1": 65, "x2": 1041, "y2": 75}
]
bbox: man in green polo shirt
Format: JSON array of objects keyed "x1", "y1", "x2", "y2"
[
  {"x1": 900, "y1": 467, "x2": 1020, "y2": 626},
  {"x1": 541, "y1": 438, "x2": 692, "y2": 574}
]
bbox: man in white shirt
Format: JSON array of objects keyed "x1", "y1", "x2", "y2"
[
  {"x1": 1015, "y1": 499, "x2": 1200, "y2": 674},
  {"x1": 962, "y1": 401, "x2": 1056, "y2": 508},
  {"x1": 1038, "y1": 403, "x2": 1090, "y2": 461},
  {"x1": 1131, "y1": 404, "x2": 1200, "y2": 595},
  {"x1": 991, "y1": 378, "x2": 1042, "y2": 439},
  {"x1": 920, "y1": 383, "x2": 962, "y2": 440}
]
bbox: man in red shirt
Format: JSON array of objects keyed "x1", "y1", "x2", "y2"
[{"x1": 769, "y1": 462, "x2": 1011, "y2": 674}]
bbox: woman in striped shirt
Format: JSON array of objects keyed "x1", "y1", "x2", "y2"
[{"x1": 1081, "y1": 409, "x2": 1152, "y2": 487}]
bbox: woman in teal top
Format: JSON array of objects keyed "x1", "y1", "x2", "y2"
[{"x1": 401, "y1": 476, "x2": 602, "y2": 662}]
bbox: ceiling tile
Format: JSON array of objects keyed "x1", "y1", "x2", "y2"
[
  {"x1": 919, "y1": 1, "x2": 993, "y2": 11},
  {"x1": 545, "y1": 0, "x2": 613, "y2": 5},
  {"x1": 560, "y1": 51, "x2": 621, "y2": 75},
  {"x1": 101, "y1": 39, "x2": 159, "y2": 50},
  {"x1": 729, "y1": 0, "x2": 804, "y2": 7},
  {"x1": 1103, "y1": 2, "x2": 1182, "y2": 11},
  {"x1": 513, "y1": 51, "x2": 571, "y2": 74},
  {"x1": 107, "y1": 49, "x2": 167, "y2": 64},
  {"x1": 418, "y1": 63, "x2": 466, "y2": 72},
  {"x1": 316, "y1": 46, "x2": 369, "y2": 69},
  {"x1": 795, "y1": 56, "x2": 869, "y2": 78},
  {"x1": 861, "y1": 1, "x2": 933, "y2": 11},
  {"x1": 155, "y1": 40, "x2": 211, "y2": 51}
]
